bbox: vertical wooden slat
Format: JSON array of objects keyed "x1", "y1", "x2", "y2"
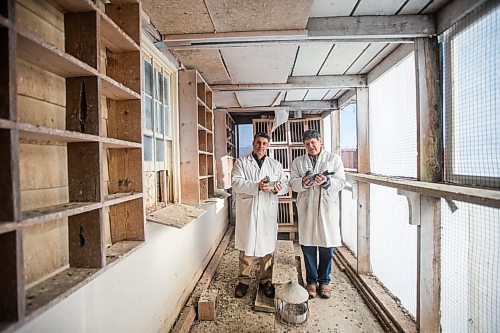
[
  {"x1": 67, "y1": 142, "x2": 102, "y2": 202},
  {"x1": 415, "y1": 37, "x2": 442, "y2": 333},
  {"x1": 356, "y1": 87, "x2": 371, "y2": 274},
  {"x1": 106, "y1": 3, "x2": 141, "y2": 46},
  {"x1": 66, "y1": 76, "x2": 100, "y2": 135},
  {"x1": 108, "y1": 148, "x2": 142, "y2": 194},
  {"x1": 68, "y1": 209, "x2": 104, "y2": 268},
  {"x1": 330, "y1": 110, "x2": 341, "y2": 155},
  {"x1": 109, "y1": 199, "x2": 144, "y2": 243},
  {"x1": 65, "y1": 11, "x2": 99, "y2": 70},
  {"x1": 107, "y1": 99, "x2": 142, "y2": 143}
]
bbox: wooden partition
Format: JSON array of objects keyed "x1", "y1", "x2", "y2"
[{"x1": 0, "y1": 0, "x2": 144, "y2": 328}]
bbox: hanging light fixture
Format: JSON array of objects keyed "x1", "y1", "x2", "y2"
[{"x1": 274, "y1": 280, "x2": 309, "y2": 327}]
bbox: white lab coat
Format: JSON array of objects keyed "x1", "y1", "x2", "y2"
[
  {"x1": 290, "y1": 150, "x2": 346, "y2": 247},
  {"x1": 232, "y1": 154, "x2": 288, "y2": 257}
]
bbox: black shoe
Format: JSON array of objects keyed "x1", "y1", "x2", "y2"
[
  {"x1": 259, "y1": 281, "x2": 275, "y2": 298},
  {"x1": 235, "y1": 282, "x2": 249, "y2": 298}
]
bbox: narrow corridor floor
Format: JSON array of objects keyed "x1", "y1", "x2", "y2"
[{"x1": 190, "y1": 237, "x2": 384, "y2": 333}]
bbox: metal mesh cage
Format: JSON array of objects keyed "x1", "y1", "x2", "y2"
[
  {"x1": 441, "y1": 200, "x2": 500, "y2": 332},
  {"x1": 439, "y1": 2, "x2": 500, "y2": 188}
]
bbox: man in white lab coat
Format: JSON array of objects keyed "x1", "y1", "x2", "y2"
[
  {"x1": 290, "y1": 129, "x2": 346, "y2": 299},
  {"x1": 231, "y1": 132, "x2": 288, "y2": 298}
]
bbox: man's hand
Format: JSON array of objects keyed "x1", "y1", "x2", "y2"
[
  {"x1": 259, "y1": 179, "x2": 273, "y2": 192},
  {"x1": 314, "y1": 173, "x2": 327, "y2": 186},
  {"x1": 302, "y1": 174, "x2": 314, "y2": 187},
  {"x1": 272, "y1": 181, "x2": 283, "y2": 193}
]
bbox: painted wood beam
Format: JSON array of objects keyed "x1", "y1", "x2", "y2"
[
  {"x1": 307, "y1": 15, "x2": 435, "y2": 39},
  {"x1": 436, "y1": 0, "x2": 489, "y2": 34},
  {"x1": 337, "y1": 90, "x2": 356, "y2": 108},
  {"x1": 163, "y1": 15, "x2": 434, "y2": 49},
  {"x1": 212, "y1": 75, "x2": 366, "y2": 91},
  {"x1": 367, "y1": 44, "x2": 414, "y2": 85},
  {"x1": 220, "y1": 100, "x2": 338, "y2": 113}
]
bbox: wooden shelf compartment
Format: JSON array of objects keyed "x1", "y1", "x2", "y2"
[
  {"x1": 16, "y1": 27, "x2": 97, "y2": 78},
  {"x1": 207, "y1": 154, "x2": 214, "y2": 176},
  {"x1": 205, "y1": 90, "x2": 213, "y2": 109},
  {"x1": 100, "y1": 74, "x2": 141, "y2": 100},
  {"x1": 205, "y1": 107, "x2": 213, "y2": 131},
  {"x1": 21, "y1": 202, "x2": 101, "y2": 227},
  {"x1": 0, "y1": 230, "x2": 24, "y2": 322},
  {"x1": 24, "y1": 208, "x2": 105, "y2": 315},
  {"x1": 106, "y1": 99, "x2": 142, "y2": 143},
  {"x1": 0, "y1": 15, "x2": 11, "y2": 29},
  {"x1": 198, "y1": 105, "x2": 206, "y2": 128},
  {"x1": 199, "y1": 154, "x2": 207, "y2": 177},
  {"x1": 25, "y1": 267, "x2": 99, "y2": 315},
  {"x1": 199, "y1": 178, "x2": 208, "y2": 201},
  {"x1": 269, "y1": 146, "x2": 289, "y2": 171},
  {"x1": 271, "y1": 122, "x2": 288, "y2": 144},
  {"x1": 289, "y1": 119, "x2": 305, "y2": 144},
  {"x1": 50, "y1": 0, "x2": 98, "y2": 13},
  {"x1": 207, "y1": 132, "x2": 213, "y2": 153},
  {"x1": 198, "y1": 129, "x2": 207, "y2": 152},
  {"x1": 277, "y1": 200, "x2": 294, "y2": 225},
  {"x1": 0, "y1": 128, "x2": 19, "y2": 225},
  {"x1": 103, "y1": 192, "x2": 143, "y2": 207},
  {"x1": 106, "y1": 240, "x2": 143, "y2": 265},
  {"x1": 108, "y1": 198, "x2": 145, "y2": 248},
  {"x1": 290, "y1": 146, "x2": 307, "y2": 161},
  {"x1": 100, "y1": 13, "x2": 139, "y2": 53},
  {"x1": 196, "y1": 79, "x2": 206, "y2": 105},
  {"x1": 107, "y1": 148, "x2": 142, "y2": 195}
]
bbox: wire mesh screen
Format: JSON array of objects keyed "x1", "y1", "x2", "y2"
[
  {"x1": 340, "y1": 184, "x2": 357, "y2": 256},
  {"x1": 440, "y1": 2, "x2": 500, "y2": 188},
  {"x1": 369, "y1": 54, "x2": 417, "y2": 178},
  {"x1": 370, "y1": 184, "x2": 417, "y2": 317},
  {"x1": 441, "y1": 200, "x2": 500, "y2": 332}
]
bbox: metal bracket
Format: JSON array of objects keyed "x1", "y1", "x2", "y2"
[
  {"x1": 352, "y1": 181, "x2": 358, "y2": 200},
  {"x1": 397, "y1": 189, "x2": 421, "y2": 226}
]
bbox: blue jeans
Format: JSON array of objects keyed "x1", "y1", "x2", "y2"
[{"x1": 301, "y1": 246, "x2": 334, "y2": 285}]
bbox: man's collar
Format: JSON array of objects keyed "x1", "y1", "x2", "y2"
[{"x1": 252, "y1": 152, "x2": 266, "y2": 161}]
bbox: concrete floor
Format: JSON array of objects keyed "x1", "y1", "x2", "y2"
[{"x1": 190, "y1": 237, "x2": 385, "y2": 333}]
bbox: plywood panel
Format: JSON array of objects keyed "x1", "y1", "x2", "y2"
[
  {"x1": 21, "y1": 187, "x2": 68, "y2": 212},
  {"x1": 235, "y1": 91, "x2": 281, "y2": 107},
  {"x1": 323, "y1": 89, "x2": 341, "y2": 99},
  {"x1": 213, "y1": 91, "x2": 240, "y2": 108},
  {"x1": 16, "y1": 0, "x2": 64, "y2": 49},
  {"x1": 109, "y1": 198, "x2": 144, "y2": 242},
  {"x1": 319, "y1": 43, "x2": 368, "y2": 75},
  {"x1": 359, "y1": 43, "x2": 398, "y2": 74},
  {"x1": 17, "y1": 59, "x2": 66, "y2": 107},
  {"x1": 19, "y1": 143, "x2": 68, "y2": 191},
  {"x1": 285, "y1": 90, "x2": 308, "y2": 101},
  {"x1": 398, "y1": 0, "x2": 437, "y2": 14},
  {"x1": 69, "y1": 209, "x2": 104, "y2": 268},
  {"x1": 171, "y1": 49, "x2": 230, "y2": 85},
  {"x1": 345, "y1": 43, "x2": 388, "y2": 74},
  {"x1": 292, "y1": 44, "x2": 333, "y2": 76},
  {"x1": 18, "y1": 95, "x2": 65, "y2": 129},
  {"x1": 304, "y1": 89, "x2": 329, "y2": 100},
  {"x1": 141, "y1": 0, "x2": 214, "y2": 34},
  {"x1": 23, "y1": 219, "x2": 69, "y2": 285},
  {"x1": 205, "y1": 0, "x2": 313, "y2": 32},
  {"x1": 310, "y1": 0, "x2": 358, "y2": 16},
  {"x1": 221, "y1": 45, "x2": 297, "y2": 84},
  {"x1": 353, "y1": 0, "x2": 407, "y2": 15}
]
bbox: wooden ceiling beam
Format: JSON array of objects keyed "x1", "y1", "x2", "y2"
[
  {"x1": 212, "y1": 75, "x2": 366, "y2": 91},
  {"x1": 220, "y1": 100, "x2": 338, "y2": 113},
  {"x1": 163, "y1": 15, "x2": 434, "y2": 49}
]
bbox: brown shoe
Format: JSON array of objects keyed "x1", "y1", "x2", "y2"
[
  {"x1": 319, "y1": 284, "x2": 332, "y2": 299},
  {"x1": 306, "y1": 284, "x2": 317, "y2": 299},
  {"x1": 259, "y1": 281, "x2": 275, "y2": 298},
  {"x1": 235, "y1": 282, "x2": 249, "y2": 298}
]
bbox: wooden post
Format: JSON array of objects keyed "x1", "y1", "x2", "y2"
[
  {"x1": 415, "y1": 37, "x2": 442, "y2": 333},
  {"x1": 330, "y1": 110, "x2": 341, "y2": 155},
  {"x1": 356, "y1": 87, "x2": 370, "y2": 274}
]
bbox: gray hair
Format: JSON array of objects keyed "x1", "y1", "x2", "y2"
[{"x1": 302, "y1": 129, "x2": 321, "y2": 142}]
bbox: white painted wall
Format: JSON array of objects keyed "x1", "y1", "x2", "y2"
[{"x1": 18, "y1": 198, "x2": 229, "y2": 333}]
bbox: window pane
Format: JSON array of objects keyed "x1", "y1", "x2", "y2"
[
  {"x1": 144, "y1": 60, "x2": 152, "y2": 95},
  {"x1": 155, "y1": 69, "x2": 163, "y2": 101},
  {"x1": 144, "y1": 96, "x2": 153, "y2": 130},
  {"x1": 164, "y1": 105, "x2": 170, "y2": 137},
  {"x1": 156, "y1": 101, "x2": 164, "y2": 134},
  {"x1": 144, "y1": 135, "x2": 153, "y2": 161},
  {"x1": 164, "y1": 75, "x2": 170, "y2": 104},
  {"x1": 156, "y1": 138, "x2": 164, "y2": 161}
]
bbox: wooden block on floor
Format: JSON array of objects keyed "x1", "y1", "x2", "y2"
[
  {"x1": 254, "y1": 283, "x2": 275, "y2": 313},
  {"x1": 197, "y1": 289, "x2": 218, "y2": 321}
]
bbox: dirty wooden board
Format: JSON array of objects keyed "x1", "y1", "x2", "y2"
[
  {"x1": 272, "y1": 240, "x2": 298, "y2": 284},
  {"x1": 146, "y1": 204, "x2": 206, "y2": 228},
  {"x1": 171, "y1": 49, "x2": 230, "y2": 85},
  {"x1": 254, "y1": 283, "x2": 275, "y2": 313}
]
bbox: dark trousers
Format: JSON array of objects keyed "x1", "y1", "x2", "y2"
[{"x1": 301, "y1": 245, "x2": 334, "y2": 285}]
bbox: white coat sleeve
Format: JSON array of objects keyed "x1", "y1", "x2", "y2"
[
  {"x1": 276, "y1": 164, "x2": 289, "y2": 196},
  {"x1": 325, "y1": 155, "x2": 346, "y2": 193},
  {"x1": 231, "y1": 158, "x2": 259, "y2": 195},
  {"x1": 289, "y1": 158, "x2": 307, "y2": 193}
]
